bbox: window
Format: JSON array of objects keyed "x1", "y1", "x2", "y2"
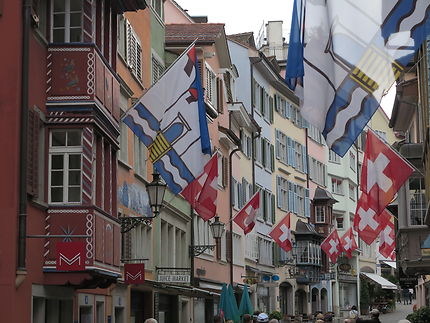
[
  {"x1": 151, "y1": 54, "x2": 164, "y2": 85},
  {"x1": 119, "y1": 122, "x2": 129, "y2": 163},
  {"x1": 315, "y1": 206, "x2": 325, "y2": 223},
  {"x1": 51, "y1": 0, "x2": 82, "y2": 43},
  {"x1": 205, "y1": 66, "x2": 217, "y2": 107},
  {"x1": 410, "y1": 177, "x2": 426, "y2": 225},
  {"x1": 241, "y1": 132, "x2": 252, "y2": 159},
  {"x1": 329, "y1": 150, "x2": 341, "y2": 163},
  {"x1": 275, "y1": 129, "x2": 288, "y2": 164},
  {"x1": 374, "y1": 130, "x2": 387, "y2": 142},
  {"x1": 255, "y1": 137, "x2": 262, "y2": 165},
  {"x1": 258, "y1": 238, "x2": 273, "y2": 266},
  {"x1": 261, "y1": 138, "x2": 274, "y2": 172},
  {"x1": 296, "y1": 185, "x2": 305, "y2": 216},
  {"x1": 331, "y1": 177, "x2": 343, "y2": 195},
  {"x1": 194, "y1": 217, "x2": 214, "y2": 256},
  {"x1": 49, "y1": 130, "x2": 82, "y2": 204},
  {"x1": 309, "y1": 157, "x2": 327, "y2": 186},
  {"x1": 336, "y1": 215, "x2": 344, "y2": 229},
  {"x1": 126, "y1": 21, "x2": 142, "y2": 80},
  {"x1": 131, "y1": 224, "x2": 152, "y2": 266},
  {"x1": 134, "y1": 135, "x2": 147, "y2": 179},
  {"x1": 276, "y1": 176, "x2": 289, "y2": 211},
  {"x1": 151, "y1": 0, "x2": 163, "y2": 19},
  {"x1": 350, "y1": 152, "x2": 356, "y2": 171},
  {"x1": 308, "y1": 124, "x2": 323, "y2": 144},
  {"x1": 349, "y1": 183, "x2": 356, "y2": 201}
]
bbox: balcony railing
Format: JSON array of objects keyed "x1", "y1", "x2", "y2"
[{"x1": 46, "y1": 43, "x2": 120, "y2": 121}]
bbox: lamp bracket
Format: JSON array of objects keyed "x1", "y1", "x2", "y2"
[
  {"x1": 119, "y1": 216, "x2": 156, "y2": 233},
  {"x1": 189, "y1": 245, "x2": 215, "y2": 257}
]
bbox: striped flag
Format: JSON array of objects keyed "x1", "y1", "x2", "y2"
[{"x1": 286, "y1": 0, "x2": 430, "y2": 156}]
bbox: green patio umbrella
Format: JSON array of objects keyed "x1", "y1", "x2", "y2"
[
  {"x1": 227, "y1": 283, "x2": 240, "y2": 322},
  {"x1": 238, "y1": 285, "x2": 254, "y2": 318},
  {"x1": 219, "y1": 283, "x2": 240, "y2": 322}
]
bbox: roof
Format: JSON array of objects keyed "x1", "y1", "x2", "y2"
[
  {"x1": 313, "y1": 187, "x2": 337, "y2": 204},
  {"x1": 295, "y1": 220, "x2": 323, "y2": 240},
  {"x1": 165, "y1": 23, "x2": 226, "y2": 44},
  {"x1": 227, "y1": 32, "x2": 256, "y2": 49}
]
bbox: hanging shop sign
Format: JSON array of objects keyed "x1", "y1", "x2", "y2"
[
  {"x1": 56, "y1": 241, "x2": 86, "y2": 271},
  {"x1": 124, "y1": 263, "x2": 145, "y2": 284}
]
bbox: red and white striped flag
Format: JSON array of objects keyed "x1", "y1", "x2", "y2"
[
  {"x1": 233, "y1": 192, "x2": 260, "y2": 234},
  {"x1": 182, "y1": 154, "x2": 218, "y2": 221}
]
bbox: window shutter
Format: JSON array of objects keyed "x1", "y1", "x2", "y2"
[
  {"x1": 260, "y1": 87, "x2": 264, "y2": 115},
  {"x1": 270, "y1": 144, "x2": 274, "y2": 171},
  {"x1": 293, "y1": 184, "x2": 298, "y2": 214},
  {"x1": 226, "y1": 231, "x2": 232, "y2": 263},
  {"x1": 302, "y1": 145, "x2": 308, "y2": 173},
  {"x1": 122, "y1": 230, "x2": 132, "y2": 260},
  {"x1": 261, "y1": 139, "x2": 266, "y2": 168},
  {"x1": 217, "y1": 77, "x2": 224, "y2": 113},
  {"x1": 197, "y1": 60, "x2": 204, "y2": 89},
  {"x1": 274, "y1": 94, "x2": 279, "y2": 112},
  {"x1": 238, "y1": 182, "x2": 243, "y2": 208},
  {"x1": 222, "y1": 156, "x2": 228, "y2": 187},
  {"x1": 271, "y1": 194, "x2": 275, "y2": 223},
  {"x1": 232, "y1": 179, "x2": 236, "y2": 207},
  {"x1": 252, "y1": 79, "x2": 256, "y2": 108},
  {"x1": 269, "y1": 96, "x2": 274, "y2": 123},
  {"x1": 263, "y1": 191, "x2": 267, "y2": 221},
  {"x1": 287, "y1": 137, "x2": 292, "y2": 166},
  {"x1": 305, "y1": 188, "x2": 310, "y2": 217},
  {"x1": 27, "y1": 109, "x2": 40, "y2": 197},
  {"x1": 224, "y1": 73, "x2": 233, "y2": 102},
  {"x1": 275, "y1": 130, "x2": 280, "y2": 160},
  {"x1": 276, "y1": 176, "x2": 282, "y2": 209}
]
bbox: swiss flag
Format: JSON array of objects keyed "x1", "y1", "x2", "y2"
[
  {"x1": 321, "y1": 229, "x2": 342, "y2": 263},
  {"x1": 340, "y1": 228, "x2": 358, "y2": 259},
  {"x1": 361, "y1": 130, "x2": 414, "y2": 215},
  {"x1": 379, "y1": 215, "x2": 395, "y2": 259},
  {"x1": 182, "y1": 154, "x2": 218, "y2": 221},
  {"x1": 233, "y1": 192, "x2": 260, "y2": 234},
  {"x1": 269, "y1": 212, "x2": 293, "y2": 252},
  {"x1": 354, "y1": 193, "x2": 392, "y2": 245}
]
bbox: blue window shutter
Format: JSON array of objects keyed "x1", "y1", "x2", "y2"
[
  {"x1": 275, "y1": 130, "x2": 280, "y2": 159},
  {"x1": 276, "y1": 176, "x2": 282, "y2": 209},
  {"x1": 302, "y1": 145, "x2": 308, "y2": 174},
  {"x1": 288, "y1": 181, "x2": 293, "y2": 212},
  {"x1": 291, "y1": 141, "x2": 297, "y2": 168},
  {"x1": 293, "y1": 184, "x2": 298, "y2": 214},
  {"x1": 287, "y1": 137, "x2": 292, "y2": 166},
  {"x1": 305, "y1": 188, "x2": 310, "y2": 217}
]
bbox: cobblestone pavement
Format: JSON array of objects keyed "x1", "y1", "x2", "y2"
[{"x1": 378, "y1": 303, "x2": 414, "y2": 323}]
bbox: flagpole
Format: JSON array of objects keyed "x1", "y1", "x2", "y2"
[{"x1": 121, "y1": 39, "x2": 199, "y2": 118}]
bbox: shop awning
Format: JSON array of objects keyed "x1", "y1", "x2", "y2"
[
  {"x1": 381, "y1": 260, "x2": 397, "y2": 269},
  {"x1": 362, "y1": 273, "x2": 397, "y2": 290}
]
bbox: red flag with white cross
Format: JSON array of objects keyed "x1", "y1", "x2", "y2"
[
  {"x1": 379, "y1": 215, "x2": 395, "y2": 259},
  {"x1": 182, "y1": 154, "x2": 218, "y2": 221},
  {"x1": 269, "y1": 212, "x2": 293, "y2": 252},
  {"x1": 354, "y1": 193, "x2": 392, "y2": 245},
  {"x1": 340, "y1": 228, "x2": 358, "y2": 259},
  {"x1": 233, "y1": 192, "x2": 260, "y2": 234},
  {"x1": 321, "y1": 229, "x2": 342, "y2": 263},
  {"x1": 360, "y1": 130, "x2": 414, "y2": 215}
]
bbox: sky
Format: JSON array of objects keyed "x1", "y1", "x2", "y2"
[
  {"x1": 173, "y1": 0, "x2": 395, "y2": 117},
  {"x1": 175, "y1": 0, "x2": 294, "y2": 37}
]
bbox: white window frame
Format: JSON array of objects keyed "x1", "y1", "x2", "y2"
[
  {"x1": 134, "y1": 135, "x2": 147, "y2": 180},
  {"x1": 205, "y1": 64, "x2": 217, "y2": 107},
  {"x1": 315, "y1": 206, "x2": 325, "y2": 223},
  {"x1": 51, "y1": 0, "x2": 83, "y2": 43},
  {"x1": 350, "y1": 151, "x2": 356, "y2": 171},
  {"x1": 48, "y1": 130, "x2": 83, "y2": 204},
  {"x1": 329, "y1": 150, "x2": 341, "y2": 163},
  {"x1": 331, "y1": 177, "x2": 343, "y2": 195},
  {"x1": 151, "y1": 0, "x2": 164, "y2": 20},
  {"x1": 349, "y1": 183, "x2": 356, "y2": 201}
]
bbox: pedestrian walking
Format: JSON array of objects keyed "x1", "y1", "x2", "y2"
[{"x1": 408, "y1": 290, "x2": 413, "y2": 305}]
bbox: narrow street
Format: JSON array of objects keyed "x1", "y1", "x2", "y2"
[{"x1": 378, "y1": 303, "x2": 414, "y2": 323}]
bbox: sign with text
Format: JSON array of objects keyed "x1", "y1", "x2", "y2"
[
  {"x1": 124, "y1": 263, "x2": 145, "y2": 284},
  {"x1": 156, "y1": 268, "x2": 190, "y2": 284},
  {"x1": 56, "y1": 241, "x2": 86, "y2": 271}
]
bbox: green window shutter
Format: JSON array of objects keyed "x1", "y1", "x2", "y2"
[
  {"x1": 270, "y1": 144, "x2": 275, "y2": 171},
  {"x1": 271, "y1": 194, "x2": 275, "y2": 223}
]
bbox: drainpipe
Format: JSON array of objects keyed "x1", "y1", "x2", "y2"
[
  {"x1": 229, "y1": 147, "x2": 240, "y2": 286},
  {"x1": 16, "y1": 0, "x2": 32, "y2": 286}
]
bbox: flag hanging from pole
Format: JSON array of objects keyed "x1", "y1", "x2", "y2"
[
  {"x1": 123, "y1": 44, "x2": 211, "y2": 194},
  {"x1": 354, "y1": 193, "x2": 392, "y2": 245},
  {"x1": 182, "y1": 154, "x2": 218, "y2": 221},
  {"x1": 269, "y1": 212, "x2": 293, "y2": 252},
  {"x1": 360, "y1": 130, "x2": 414, "y2": 215},
  {"x1": 233, "y1": 192, "x2": 260, "y2": 234},
  {"x1": 321, "y1": 229, "x2": 342, "y2": 263},
  {"x1": 340, "y1": 228, "x2": 358, "y2": 259},
  {"x1": 379, "y1": 215, "x2": 395, "y2": 259},
  {"x1": 285, "y1": 0, "x2": 430, "y2": 156}
]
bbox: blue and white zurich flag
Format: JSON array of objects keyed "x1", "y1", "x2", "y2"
[
  {"x1": 123, "y1": 45, "x2": 211, "y2": 194},
  {"x1": 286, "y1": 0, "x2": 430, "y2": 156}
]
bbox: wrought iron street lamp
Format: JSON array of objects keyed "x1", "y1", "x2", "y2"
[
  {"x1": 189, "y1": 216, "x2": 225, "y2": 256},
  {"x1": 119, "y1": 172, "x2": 167, "y2": 233}
]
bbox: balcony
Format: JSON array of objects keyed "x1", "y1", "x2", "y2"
[
  {"x1": 43, "y1": 206, "x2": 121, "y2": 286},
  {"x1": 46, "y1": 43, "x2": 120, "y2": 122}
]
